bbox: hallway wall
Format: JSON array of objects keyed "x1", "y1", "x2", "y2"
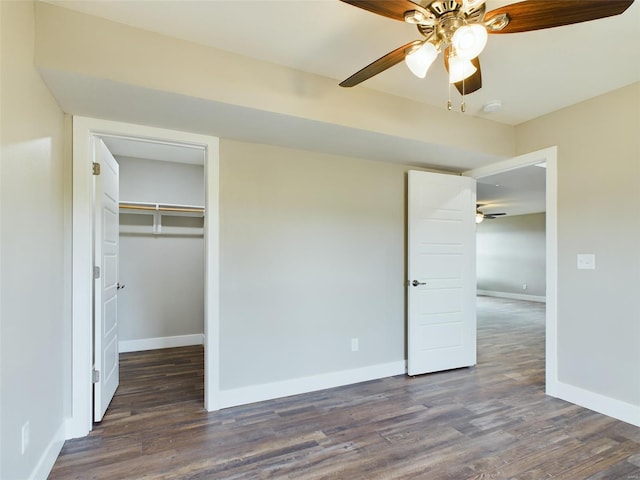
[{"x1": 477, "y1": 213, "x2": 546, "y2": 299}]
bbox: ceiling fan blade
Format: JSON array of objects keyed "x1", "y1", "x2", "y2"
[
  {"x1": 340, "y1": 40, "x2": 422, "y2": 87},
  {"x1": 443, "y1": 48, "x2": 482, "y2": 95},
  {"x1": 485, "y1": 0, "x2": 635, "y2": 34},
  {"x1": 487, "y1": 212, "x2": 507, "y2": 216},
  {"x1": 339, "y1": 0, "x2": 432, "y2": 22}
]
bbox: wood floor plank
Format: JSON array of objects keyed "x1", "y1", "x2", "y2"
[{"x1": 49, "y1": 297, "x2": 640, "y2": 479}]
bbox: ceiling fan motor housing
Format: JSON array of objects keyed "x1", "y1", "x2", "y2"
[{"x1": 416, "y1": 0, "x2": 487, "y2": 41}]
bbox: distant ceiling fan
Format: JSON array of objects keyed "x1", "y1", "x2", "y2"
[
  {"x1": 476, "y1": 204, "x2": 506, "y2": 223},
  {"x1": 338, "y1": 0, "x2": 634, "y2": 107}
]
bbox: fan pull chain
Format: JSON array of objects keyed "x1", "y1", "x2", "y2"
[{"x1": 447, "y1": 75, "x2": 466, "y2": 113}]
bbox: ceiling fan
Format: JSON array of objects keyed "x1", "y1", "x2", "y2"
[
  {"x1": 338, "y1": 0, "x2": 634, "y2": 107},
  {"x1": 476, "y1": 204, "x2": 506, "y2": 223}
]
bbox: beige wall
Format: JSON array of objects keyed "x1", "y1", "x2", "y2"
[
  {"x1": 218, "y1": 139, "x2": 412, "y2": 389},
  {"x1": 1, "y1": 1, "x2": 68, "y2": 478},
  {"x1": 477, "y1": 213, "x2": 546, "y2": 297},
  {"x1": 516, "y1": 83, "x2": 640, "y2": 406}
]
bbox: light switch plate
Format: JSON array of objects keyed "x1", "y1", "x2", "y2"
[{"x1": 577, "y1": 254, "x2": 596, "y2": 270}]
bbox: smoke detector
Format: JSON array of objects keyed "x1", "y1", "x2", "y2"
[{"x1": 482, "y1": 100, "x2": 502, "y2": 113}]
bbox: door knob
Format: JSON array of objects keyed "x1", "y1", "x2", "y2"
[
  {"x1": 411, "y1": 280, "x2": 426, "y2": 287},
  {"x1": 117, "y1": 283, "x2": 125, "y2": 290}
]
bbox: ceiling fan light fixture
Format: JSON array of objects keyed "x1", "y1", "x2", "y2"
[
  {"x1": 404, "y1": 10, "x2": 432, "y2": 25},
  {"x1": 448, "y1": 55, "x2": 477, "y2": 83},
  {"x1": 462, "y1": 0, "x2": 486, "y2": 13},
  {"x1": 452, "y1": 24, "x2": 488, "y2": 60},
  {"x1": 405, "y1": 41, "x2": 438, "y2": 78},
  {"x1": 476, "y1": 211, "x2": 484, "y2": 224}
]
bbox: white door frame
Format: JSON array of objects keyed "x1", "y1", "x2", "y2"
[
  {"x1": 463, "y1": 146, "x2": 558, "y2": 397},
  {"x1": 68, "y1": 116, "x2": 220, "y2": 439}
]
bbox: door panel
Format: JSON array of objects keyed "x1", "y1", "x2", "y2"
[
  {"x1": 408, "y1": 170, "x2": 476, "y2": 376},
  {"x1": 420, "y1": 322, "x2": 464, "y2": 349},
  {"x1": 94, "y1": 138, "x2": 120, "y2": 422},
  {"x1": 418, "y1": 289, "x2": 463, "y2": 316},
  {"x1": 416, "y1": 254, "x2": 463, "y2": 279}
]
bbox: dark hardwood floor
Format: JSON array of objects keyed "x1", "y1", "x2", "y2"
[{"x1": 50, "y1": 297, "x2": 640, "y2": 479}]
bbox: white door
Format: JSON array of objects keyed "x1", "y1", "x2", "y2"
[
  {"x1": 93, "y1": 139, "x2": 120, "y2": 422},
  {"x1": 407, "y1": 170, "x2": 476, "y2": 376}
]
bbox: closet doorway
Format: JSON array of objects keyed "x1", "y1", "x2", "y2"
[
  {"x1": 108, "y1": 136, "x2": 206, "y2": 352},
  {"x1": 70, "y1": 117, "x2": 220, "y2": 439}
]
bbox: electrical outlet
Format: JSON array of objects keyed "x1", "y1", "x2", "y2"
[
  {"x1": 351, "y1": 338, "x2": 359, "y2": 352},
  {"x1": 577, "y1": 254, "x2": 596, "y2": 270},
  {"x1": 522, "y1": 283, "x2": 527, "y2": 290},
  {"x1": 21, "y1": 421, "x2": 30, "y2": 455}
]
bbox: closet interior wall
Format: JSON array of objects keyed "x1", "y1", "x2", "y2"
[{"x1": 117, "y1": 155, "x2": 205, "y2": 351}]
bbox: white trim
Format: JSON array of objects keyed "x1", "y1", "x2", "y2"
[
  {"x1": 69, "y1": 117, "x2": 95, "y2": 438},
  {"x1": 29, "y1": 422, "x2": 66, "y2": 480},
  {"x1": 217, "y1": 361, "x2": 406, "y2": 409},
  {"x1": 543, "y1": 151, "x2": 559, "y2": 398},
  {"x1": 119, "y1": 334, "x2": 204, "y2": 353},
  {"x1": 464, "y1": 146, "x2": 559, "y2": 400},
  {"x1": 553, "y1": 381, "x2": 640, "y2": 427},
  {"x1": 204, "y1": 137, "x2": 221, "y2": 412},
  {"x1": 477, "y1": 290, "x2": 546, "y2": 303},
  {"x1": 464, "y1": 148, "x2": 555, "y2": 179},
  {"x1": 70, "y1": 117, "x2": 220, "y2": 439}
]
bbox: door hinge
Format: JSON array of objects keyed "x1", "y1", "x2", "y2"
[
  {"x1": 92, "y1": 369, "x2": 100, "y2": 383},
  {"x1": 93, "y1": 266, "x2": 101, "y2": 279},
  {"x1": 92, "y1": 162, "x2": 101, "y2": 175}
]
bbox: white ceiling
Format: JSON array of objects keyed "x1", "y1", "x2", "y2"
[
  {"x1": 42, "y1": 0, "x2": 639, "y2": 216},
  {"x1": 45, "y1": 0, "x2": 640, "y2": 125},
  {"x1": 101, "y1": 136, "x2": 205, "y2": 165},
  {"x1": 476, "y1": 163, "x2": 546, "y2": 215}
]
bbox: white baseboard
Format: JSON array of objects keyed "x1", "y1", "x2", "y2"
[
  {"x1": 119, "y1": 333, "x2": 204, "y2": 353},
  {"x1": 477, "y1": 290, "x2": 546, "y2": 303},
  {"x1": 30, "y1": 421, "x2": 66, "y2": 480},
  {"x1": 217, "y1": 360, "x2": 406, "y2": 409},
  {"x1": 548, "y1": 380, "x2": 640, "y2": 427}
]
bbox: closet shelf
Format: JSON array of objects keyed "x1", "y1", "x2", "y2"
[
  {"x1": 119, "y1": 201, "x2": 205, "y2": 234},
  {"x1": 119, "y1": 201, "x2": 205, "y2": 217}
]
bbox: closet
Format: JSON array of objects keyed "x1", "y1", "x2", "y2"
[{"x1": 116, "y1": 154, "x2": 205, "y2": 352}]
